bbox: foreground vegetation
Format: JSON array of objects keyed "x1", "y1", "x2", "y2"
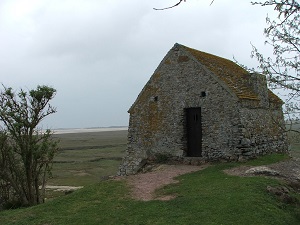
[
  {"x1": 0, "y1": 153, "x2": 299, "y2": 225},
  {"x1": 0, "y1": 130, "x2": 300, "y2": 224},
  {"x1": 0, "y1": 85, "x2": 58, "y2": 207},
  {"x1": 39, "y1": 130, "x2": 127, "y2": 200}
]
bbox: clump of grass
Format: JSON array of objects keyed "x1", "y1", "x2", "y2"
[{"x1": 245, "y1": 153, "x2": 290, "y2": 166}]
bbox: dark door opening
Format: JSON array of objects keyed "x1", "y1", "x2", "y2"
[{"x1": 185, "y1": 107, "x2": 202, "y2": 157}]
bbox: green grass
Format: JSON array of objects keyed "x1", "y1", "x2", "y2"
[
  {"x1": 0, "y1": 131, "x2": 299, "y2": 224},
  {"x1": 53, "y1": 130, "x2": 127, "y2": 149},
  {"x1": 48, "y1": 130, "x2": 127, "y2": 187},
  {"x1": 244, "y1": 152, "x2": 291, "y2": 166},
  {"x1": 0, "y1": 154, "x2": 299, "y2": 225}
]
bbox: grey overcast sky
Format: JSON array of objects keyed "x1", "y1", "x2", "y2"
[{"x1": 0, "y1": 0, "x2": 276, "y2": 129}]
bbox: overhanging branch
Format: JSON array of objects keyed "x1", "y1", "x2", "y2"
[
  {"x1": 153, "y1": 0, "x2": 185, "y2": 10},
  {"x1": 153, "y1": 0, "x2": 215, "y2": 10}
]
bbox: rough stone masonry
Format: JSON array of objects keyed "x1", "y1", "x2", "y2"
[{"x1": 118, "y1": 43, "x2": 288, "y2": 175}]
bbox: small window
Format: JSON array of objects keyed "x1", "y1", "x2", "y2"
[{"x1": 201, "y1": 91, "x2": 206, "y2": 97}]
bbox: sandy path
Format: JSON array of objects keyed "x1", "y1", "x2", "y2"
[{"x1": 119, "y1": 164, "x2": 208, "y2": 201}]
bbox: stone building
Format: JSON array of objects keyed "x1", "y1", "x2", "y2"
[{"x1": 118, "y1": 43, "x2": 288, "y2": 175}]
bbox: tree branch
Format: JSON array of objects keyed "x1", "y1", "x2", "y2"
[
  {"x1": 153, "y1": 0, "x2": 185, "y2": 10},
  {"x1": 153, "y1": 0, "x2": 215, "y2": 10}
]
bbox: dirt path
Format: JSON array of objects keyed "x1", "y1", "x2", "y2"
[
  {"x1": 117, "y1": 158, "x2": 300, "y2": 201},
  {"x1": 117, "y1": 164, "x2": 208, "y2": 201}
]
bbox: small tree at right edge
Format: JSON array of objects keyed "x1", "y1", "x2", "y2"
[{"x1": 251, "y1": 1, "x2": 300, "y2": 130}]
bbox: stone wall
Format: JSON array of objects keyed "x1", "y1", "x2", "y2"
[
  {"x1": 119, "y1": 47, "x2": 241, "y2": 175},
  {"x1": 248, "y1": 73, "x2": 269, "y2": 107},
  {"x1": 236, "y1": 73, "x2": 288, "y2": 159},
  {"x1": 237, "y1": 106, "x2": 288, "y2": 159},
  {"x1": 118, "y1": 45, "x2": 288, "y2": 176}
]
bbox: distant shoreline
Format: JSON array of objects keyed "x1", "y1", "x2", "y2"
[{"x1": 53, "y1": 127, "x2": 128, "y2": 134}]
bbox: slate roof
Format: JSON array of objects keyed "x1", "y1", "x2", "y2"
[{"x1": 181, "y1": 44, "x2": 283, "y2": 104}]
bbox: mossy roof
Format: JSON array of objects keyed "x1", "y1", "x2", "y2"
[{"x1": 181, "y1": 44, "x2": 283, "y2": 104}]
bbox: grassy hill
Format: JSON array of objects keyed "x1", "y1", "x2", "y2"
[
  {"x1": 0, "y1": 131, "x2": 300, "y2": 224},
  {"x1": 0, "y1": 154, "x2": 300, "y2": 225}
]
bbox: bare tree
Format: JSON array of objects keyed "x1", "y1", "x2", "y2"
[{"x1": 250, "y1": 1, "x2": 300, "y2": 130}]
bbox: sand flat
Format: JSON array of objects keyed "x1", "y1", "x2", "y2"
[{"x1": 53, "y1": 127, "x2": 127, "y2": 134}]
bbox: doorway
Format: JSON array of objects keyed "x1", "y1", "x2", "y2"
[{"x1": 185, "y1": 107, "x2": 202, "y2": 157}]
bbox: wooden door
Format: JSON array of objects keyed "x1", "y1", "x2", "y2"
[{"x1": 186, "y1": 107, "x2": 202, "y2": 157}]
